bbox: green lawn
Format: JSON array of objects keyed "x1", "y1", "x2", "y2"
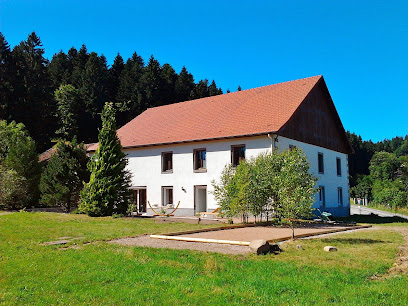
[{"x1": 1, "y1": 212, "x2": 408, "y2": 305}]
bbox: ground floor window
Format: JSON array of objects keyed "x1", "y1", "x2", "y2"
[
  {"x1": 319, "y1": 186, "x2": 325, "y2": 207},
  {"x1": 162, "y1": 186, "x2": 173, "y2": 206},
  {"x1": 133, "y1": 188, "x2": 147, "y2": 213},
  {"x1": 338, "y1": 187, "x2": 343, "y2": 206}
]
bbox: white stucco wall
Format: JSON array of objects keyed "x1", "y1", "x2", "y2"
[{"x1": 125, "y1": 135, "x2": 350, "y2": 216}]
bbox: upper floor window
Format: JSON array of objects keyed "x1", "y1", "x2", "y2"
[
  {"x1": 162, "y1": 152, "x2": 173, "y2": 173},
  {"x1": 336, "y1": 157, "x2": 341, "y2": 176},
  {"x1": 193, "y1": 149, "x2": 206, "y2": 172},
  {"x1": 338, "y1": 187, "x2": 343, "y2": 206},
  {"x1": 231, "y1": 145, "x2": 245, "y2": 167},
  {"x1": 319, "y1": 186, "x2": 325, "y2": 207},
  {"x1": 318, "y1": 152, "x2": 324, "y2": 174}
]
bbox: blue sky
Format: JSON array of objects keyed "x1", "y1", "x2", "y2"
[{"x1": 0, "y1": 0, "x2": 407, "y2": 142}]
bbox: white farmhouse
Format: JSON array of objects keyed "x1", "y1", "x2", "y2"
[{"x1": 91, "y1": 75, "x2": 353, "y2": 217}]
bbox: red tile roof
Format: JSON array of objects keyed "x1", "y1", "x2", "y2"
[
  {"x1": 89, "y1": 75, "x2": 322, "y2": 150},
  {"x1": 39, "y1": 143, "x2": 97, "y2": 162}
]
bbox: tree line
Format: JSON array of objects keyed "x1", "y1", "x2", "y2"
[
  {"x1": 347, "y1": 132, "x2": 408, "y2": 209},
  {"x1": 0, "y1": 31, "x2": 226, "y2": 153}
]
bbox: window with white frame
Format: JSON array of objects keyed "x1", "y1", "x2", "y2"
[
  {"x1": 231, "y1": 144, "x2": 245, "y2": 167},
  {"x1": 162, "y1": 186, "x2": 173, "y2": 206},
  {"x1": 193, "y1": 148, "x2": 206, "y2": 171},
  {"x1": 162, "y1": 152, "x2": 173, "y2": 173}
]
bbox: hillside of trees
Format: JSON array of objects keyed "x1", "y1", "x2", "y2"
[
  {"x1": 347, "y1": 132, "x2": 408, "y2": 209},
  {"x1": 0, "y1": 32, "x2": 225, "y2": 152}
]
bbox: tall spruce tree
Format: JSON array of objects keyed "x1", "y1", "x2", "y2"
[
  {"x1": 107, "y1": 53, "x2": 125, "y2": 104},
  {"x1": 116, "y1": 52, "x2": 145, "y2": 124},
  {"x1": 71, "y1": 45, "x2": 89, "y2": 87},
  {"x1": 11, "y1": 32, "x2": 55, "y2": 151},
  {"x1": 77, "y1": 52, "x2": 108, "y2": 142},
  {"x1": 79, "y1": 102, "x2": 132, "y2": 216},
  {"x1": 175, "y1": 66, "x2": 195, "y2": 102},
  {"x1": 48, "y1": 51, "x2": 71, "y2": 89},
  {"x1": 0, "y1": 33, "x2": 14, "y2": 121},
  {"x1": 140, "y1": 55, "x2": 164, "y2": 108},
  {"x1": 160, "y1": 63, "x2": 177, "y2": 104}
]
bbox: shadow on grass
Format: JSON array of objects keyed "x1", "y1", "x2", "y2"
[
  {"x1": 335, "y1": 215, "x2": 408, "y2": 224},
  {"x1": 320, "y1": 238, "x2": 389, "y2": 245}
]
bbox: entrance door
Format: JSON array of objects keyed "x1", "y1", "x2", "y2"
[
  {"x1": 133, "y1": 188, "x2": 147, "y2": 213},
  {"x1": 194, "y1": 185, "x2": 207, "y2": 213}
]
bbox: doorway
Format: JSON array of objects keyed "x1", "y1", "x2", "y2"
[
  {"x1": 194, "y1": 185, "x2": 207, "y2": 213},
  {"x1": 133, "y1": 188, "x2": 147, "y2": 213}
]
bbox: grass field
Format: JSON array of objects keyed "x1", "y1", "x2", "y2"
[{"x1": 1, "y1": 212, "x2": 408, "y2": 305}]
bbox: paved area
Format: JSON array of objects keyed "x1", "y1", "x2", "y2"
[
  {"x1": 350, "y1": 204, "x2": 408, "y2": 220},
  {"x1": 179, "y1": 225, "x2": 361, "y2": 243}
]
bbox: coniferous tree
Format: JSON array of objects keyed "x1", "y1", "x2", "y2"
[
  {"x1": 116, "y1": 52, "x2": 145, "y2": 124},
  {"x1": 140, "y1": 55, "x2": 164, "y2": 108},
  {"x1": 80, "y1": 52, "x2": 108, "y2": 117},
  {"x1": 11, "y1": 32, "x2": 55, "y2": 151},
  {"x1": 160, "y1": 63, "x2": 177, "y2": 104},
  {"x1": 107, "y1": 53, "x2": 125, "y2": 104},
  {"x1": 78, "y1": 52, "x2": 108, "y2": 141},
  {"x1": 208, "y1": 80, "x2": 223, "y2": 96},
  {"x1": 48, "y1": 51, "x2": 71, "y2": 89},
  {"x1": 40, "y1": 138, "x2": 89, "y2": 212},
  {"x1": 190, "y1": 79, "x2": 209, "y2": 99},
  {"x1": 71, "y1": 45, "x2": 89, "y2": 87},
  {"x1": 0, "y1": 33, "x2": 14, "y2": 121},
  {"x1": 79, "y1": 102, "x2": 132, "y2": 216},
  {"x1": 175, "y1": 66, "x2": 195, "y2": 102}
]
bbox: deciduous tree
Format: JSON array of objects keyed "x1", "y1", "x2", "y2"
[{"x1": 0, "y1": 120, "x2": 40, "y2": 209}]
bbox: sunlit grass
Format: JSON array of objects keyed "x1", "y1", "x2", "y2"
[{"x1": 1, "y1": 212, "x2": 407, "y2": 304}]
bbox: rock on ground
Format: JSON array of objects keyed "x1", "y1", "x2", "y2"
[
  {"x1": 249, "y1": 239, "x2": 270, "y2": 255},
  {"x1": 324, "y1": 246, "x2": 338, "y2": 252}
]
